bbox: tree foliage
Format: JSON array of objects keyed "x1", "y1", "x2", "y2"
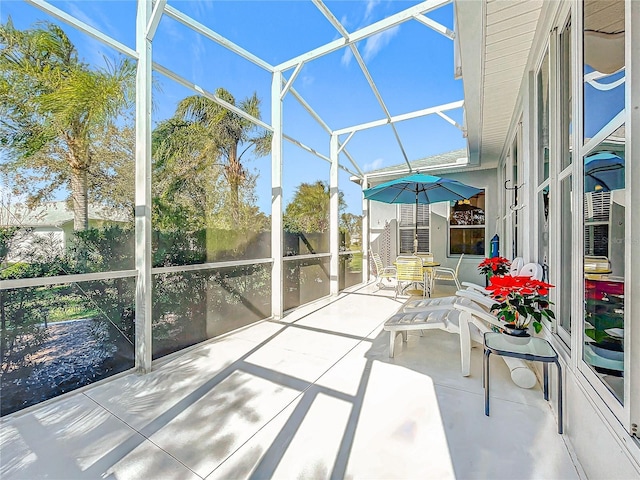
[
  {"x1": 0, "y1": 19, "x2": 135, "y2": 230},
  {"x1": 152, "y1": 89, "x2": 271, "y2": 231},
  {"x1": 284, "y1": 181, "x2": 346, "y2": 233}
]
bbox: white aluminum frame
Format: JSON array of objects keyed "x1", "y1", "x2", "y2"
[{"x1": 6, "y1": 0, "x2": 467, "y2": 376}]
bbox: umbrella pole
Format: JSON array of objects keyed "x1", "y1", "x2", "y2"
[{"x1": 414, "y1": 195, "x2": 419, "y2": 254}]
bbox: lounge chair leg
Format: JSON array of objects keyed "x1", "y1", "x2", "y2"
[
  {"x1": 459, "y1": 311, "x2": 471, "y2": 376},
  {"x1": 389, "y1": 332, "x2": 396, "y2": 358}
]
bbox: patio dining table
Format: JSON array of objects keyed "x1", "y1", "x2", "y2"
[{"x1": 422, "y1": 261, "x2": 440, "y2": 297}]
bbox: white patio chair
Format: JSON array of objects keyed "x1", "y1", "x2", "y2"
[
  {"x1": 370, "y1": 250, "x2": 396, "y2": 290},
  {"x1": 384, "y1": 304, "x2": 479, "y2": 377},
  {"x1": 453, "y1": 302, "x2": 537, "y2": 389},
  {"x1": 386, "y1": 289, "x2": 512, "y2": 381},
  {"x1": 386, "y1": 289, "x2": 537, "y2": 388},
  {"x1": 406, "y1": 261, "x2": 545, "y2": 315},
  {"x1": 397, "y1": 264, "x2": 547, "y2": 388},
  {"x1": 431, "y1": 253, "x2": 464, "y2": 291},
  {"x1": 518, "y1": 262, "x2": 543, "y2": 280},
  {"x1": 509, "y1": 257, "x2": 525, "y2": 276},
  {"x1": 416, "y1": 252, "x2": 434, "y2": 264}
]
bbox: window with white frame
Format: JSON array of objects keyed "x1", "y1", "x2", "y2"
[
  {"x1": 398, "y1": 204, "x2": 429, "y2": 254},
  {"x1": 581, "y1": 0, "x2": 626, "y2": 412},
  {"x1": 448, "y1": 191, "x2": 485, "y2": 255},
  {"x1": 557, "y1": 16, "x2": 573, "y2": 342}
]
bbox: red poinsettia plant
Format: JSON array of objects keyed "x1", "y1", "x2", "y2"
[
  {"x1": 486, "y1": 275, "x2": 555, "y2": 334},
  {"x1": 477, "y1": 256, "x2": 511, "y2": 277}
]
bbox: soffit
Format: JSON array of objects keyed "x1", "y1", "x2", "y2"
[
  {"x1": 480, "y1": 0, "x2": 542, "y2": 162},
  {"x1": 584, "y1": 1, "x2": 624, "y2": 33}
]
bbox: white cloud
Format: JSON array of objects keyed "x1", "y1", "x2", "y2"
[
  {"x1": 193, "y1": 0, "x2": 214, "y2": 19},
  {"x1": 341, "y1": 48, "x2": 353, "y2": 67},
  {"x1": 363, "y1": 26, "x2": 400, "y2": 61},
  {"x1": 363, "y1": 158, "x2": 384, "y2": 172},
  {"x1": 192, "y1": 34, "x2": 204, "y2": 80},
  {"x1": 364, "y1": 0, "x2": 381, "y2": 22}
]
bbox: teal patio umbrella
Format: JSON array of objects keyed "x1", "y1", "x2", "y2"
[
  {"x1": 363, "y1": 173, "x2": 482, "y2": 252},
  {"x1": 584, "y1": 151, "x2": 624, "y2": 192}
]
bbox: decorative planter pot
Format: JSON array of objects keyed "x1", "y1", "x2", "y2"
[{"x1": 502, "y1": 323, "x2": 531, "y2": 338}]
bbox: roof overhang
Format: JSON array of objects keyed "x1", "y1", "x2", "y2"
[{"x1": 455, "y1": 0, "x2": 544, "y2": 165}]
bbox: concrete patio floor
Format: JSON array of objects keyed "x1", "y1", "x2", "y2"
[{"x1": 1, "y1": 282, "x2": 583, "y2": 479}]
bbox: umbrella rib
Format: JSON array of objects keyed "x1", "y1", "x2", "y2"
[{"x1": 416, "y1": 183, "x2": 473, "y2": 202}]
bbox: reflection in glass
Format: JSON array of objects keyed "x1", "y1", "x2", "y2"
[
  {"x1": 0, "y1": 278, "x2": 135, "y2": 416},
  {"x1": 583, "y1": 0, "x2": 625, "y2": 142},
  {"x1": 537, "y1": 51, "x2": 550, "y2": 184},
  {"x1": 152, "y1": 264, "x2": 271, "y2": 359},
  {"x1": 512, "y1": 140, "x2": 519, "y2": 257},
  {"x1": 450, "y1": 228, "x2": 485, "y2": 256},
  {"x1": 583, "y1": 139, "x2": 625, "y2": 402},
  {"x1": 560, "y1": 19, "x2": 573, "y2": 171},
  {"x1": 538, "y1": 186, "x2": 550, "y2": 281},
  {"x1": 559, "y1": 176, "x2": 572, "y2": 335},
  {"x1": 449, "y1": 192, "x2": 485, "y2": 255},
  {"x1": 284, "y1": 257, "x2": 330, "y2": 311}
]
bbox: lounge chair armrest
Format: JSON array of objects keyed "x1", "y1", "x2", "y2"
[
  {"x1": 455, "y1": 290, "x2": 495, "y2": 310},
  {"x1": 461, "y1": 281, "x2": 489, "y2": 295},
  {"x1": 453, "y1": 303, "x2": 504, "y2": 330}
]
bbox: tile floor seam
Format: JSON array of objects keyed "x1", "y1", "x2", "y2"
[{"x1": 82, "y1": 392, "x2": 204, "y2": 479}]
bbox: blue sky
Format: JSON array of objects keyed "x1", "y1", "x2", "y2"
[{"x1": 1, "y1": 0, "x2": 466, "y2": 215}]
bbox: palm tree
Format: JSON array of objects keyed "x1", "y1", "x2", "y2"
[
  {"x1": 284, "y1": 181, "x2": 346, "y2": 234},
  {"x1": 174, "y1": 88, "x2": 271, "y2": 222},
  {"x1": 0, "y1": 19, "x2": 135, "y2": 230}
]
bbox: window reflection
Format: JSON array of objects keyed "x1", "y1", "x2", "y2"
[
  {"x1": 583, "y1": 1, "x2": 625, "y2": 142},
  {"x1": 538, "y1": 187, "x2": 550, "y2": 282},
  {"x1": 582, "y1": 0, "x2": 625, "y2": 404},
  {"x1": 559, "y1": 177, "x2": 572, "y2": 335},
  {"x1": 537, "y1": 51, "x2": 550, "y2": 184},
  {"x1": 560, "y1": 19, "x2": 572, "y2": 171},
  {"x1": 449, "y1": 191, "x2": 485, "y2": 255}
]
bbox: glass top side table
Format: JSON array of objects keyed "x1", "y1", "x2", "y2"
[{"x1": 483, "y1": 332, "x2": 563, "y2": 434}]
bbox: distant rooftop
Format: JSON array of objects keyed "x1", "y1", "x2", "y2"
[
  {"x1": 2, "y1": 201, "x2": 130, "y2": 227},
  {"x1": 365, "y1": 148, "x2": 469, "y2": 177}
]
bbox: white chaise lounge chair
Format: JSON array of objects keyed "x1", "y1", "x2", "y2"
[{"x1": 384, "y1": 260, "x2": 544, "y2": 389}]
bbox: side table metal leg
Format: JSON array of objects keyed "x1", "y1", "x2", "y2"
[
  {"x1": 484, "y1": 349, "x2": 491, "y2": 416},
  {"x1": 556, "y1": 360, "x2": 563, "y2": 434},
  {"x1": 543, "y1": 363, "x2": 549, "y2": 401}
]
